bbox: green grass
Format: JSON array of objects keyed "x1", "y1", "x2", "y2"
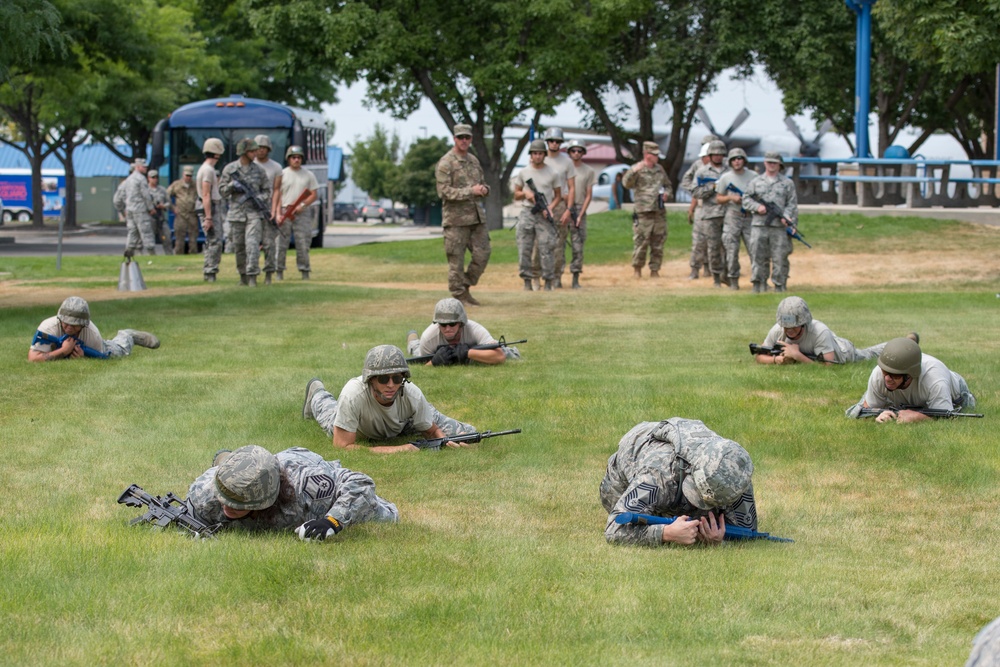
[{"x1": 1, "y1": 213, "x2": 998, "y2": 666}]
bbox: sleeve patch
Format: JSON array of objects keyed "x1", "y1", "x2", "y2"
[
  {"x1": 622, "y1": 482, "x2": 658, "y2": 513},
  {"x1": 303, "y1": 474, "x2": 335, "y2": 500}
]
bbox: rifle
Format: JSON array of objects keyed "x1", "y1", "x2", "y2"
[
  {"x1": 32, "y1": 330, "x2": 109, "y2": 359},
  {"x1": 229, "y1": 172, "x2": 273, "y2": 222},
  {"x1": 746, "y1": 195, "x2": 812, "y2": 248},
  {"x1": 749, "y1": 342, "x2": 832, "y2": 363},
  {"x1": 856, "y1": 407, "x2": 984, "y2": 419},
  {"x1": 117, "y1": 484, "x2": 222, "y2": 539},
  {"x1": 278, "y1": 188, "x2": 312, "y2": 224},
  {"x1": 410, "y1": 428, "x2": 522, "y2": 451},
  {"x1": 525, "y1": 178, "x2": 554, "y2": 224},
  {"x1": 406, "y1": 336, "x2": 527, "y2": 364},
  {"x1": 614, "y1": 511, "x2": 794, "y2": 543}
]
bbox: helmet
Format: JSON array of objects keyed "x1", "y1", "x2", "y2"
[
  {"x1": 565, "y1": 139, "x2": 587, "y2": 154},
  {"x1": 701, "y1": 134, "x2": 719, "y2": 145},
  {"x1": 202, "y1": 138, "x2": 224, "y2": 155},
  {"x1": 253, "y1": 134, "x2": 272, "y2": 150},
  {"x1": 776, "y1": 296, "x2": 812, "y2": 328},
  {"x1": 727, "y1": 148, "x2": 747, "y2": 164},
  {"x1": 698, "y1": 143, "x2": 710, "y2": 158},
  {"x1": 877, "y1": 338, "x2": 922, "y2": 377},
  {"x1": 763, "y1": 151, "x2": 785, "y2": 167},
  {"x1": 362, "y1": 345, "x2": 411, "y2": 383},
  {"x1": 682, "y1": 439, "x2": 754, "y2": 510},
  {"x1": 285, "y1": 145, "x2": 305, "y2": 160},
  {"x1": 236, "y1": 137, "x2": 259, "y2": 155},
  {"x1": 707, "y1": 140, "x2": 727, "y2": 156},
  {"x1": 213, "y1": 445, "x2": 280, "y2": 511},
  {"x1": 542, "y1": 127, "x2": 565, "y2": 142},
  {"x1": 432, "y1": 298, "x2": 468, "y2": 325},
  {"x1": 528, "y1": 139, "x2": 546, "y2": 153},
  {"x1": 148, "y1": 169, "x2": 159, "y2": 178},
  {"x1": 57, "y1": 296, "x2": 90, "y2": 327}
]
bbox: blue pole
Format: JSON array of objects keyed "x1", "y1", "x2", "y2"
[{"x1": 846, "y1": 0, "x2": 876, "y2": 158}]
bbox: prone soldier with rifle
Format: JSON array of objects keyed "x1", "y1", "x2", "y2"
[
  {"x1": 218, "y1": 137, "x2": 273, "y2": 287},
  {"x1": 28, "y1": 296, "x2": 159, "y2": 362},
  {"x1": 740, "y1": 151, "x2": 799, "y2": 293},
  {"x1": 405, "y1": 298, "x2": 523, "y2": 366},
  {"x1": 513, "y1": 139, "x2": 562, "y2": 291}
]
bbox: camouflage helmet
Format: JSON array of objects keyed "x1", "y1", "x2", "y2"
[
  {"x1": 236, "y1": 137, "x2": 259, "y2": 156},
  {"x1": 528, "y1": 139, "x2": 547, "y2": 153},
  {"x1": 776, "y1": 296, "x2": 812, "y2": 328},
  {"x1": 542, "y1": 127, "x2": 565, "y2": 142},
  {"x1": 682, "y1": 439, "x2": 754, "y2": 510},
  {"x1": 763, "y1": 151, "x2": 785, "y2": 167},
  {"x1": 362, "y1": 345, "x2": 411, "y2": 383},
  {"x1": 57, "y1": 296, "x2": 90, "y2": 327},
  {"x1": 253, "y1": 134, "x2": 272, "y2": 150},
  {"x1": 707, "y1": 140, "x2": 727, "y2": 156},
  {"x1": 285, "y1": 145, "x2": 305, "y2": 160},
  {"x1": 877, "y1": 337, "x2": 922, "y2": 377},
  {"x1": 213, "y1": 445, "x2": 280, "y2": 511},
  {"x1": 701, "y1": 134, "x2": 720, "y2": 145},
  {"x1": 202, "y1": 138, "x2": 225, "y2": 156},
  {"x1": 565, "y1": 139, "x2": 587, "y2": 154},
  {"x1": 432, "y1": 298, "x2": 468, "y2": 325},
  {"x1": 727, "y1": 147, "x2": 748, "y2": 164}
]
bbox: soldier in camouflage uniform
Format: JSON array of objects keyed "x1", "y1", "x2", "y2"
[
  {"x1": 513, "y1": 139, "x2": 562, "y2": 291},
  {"x1": 714, "y1": 148, "x2": 756, "y2": 290},
  {"x1": 112, "y1": 164, "x2": 134, "y2": 223},
  {"x1": 147, "y1": 170, "x2": 173, "y2": 255},
  {"x1": 198, "y1": 138, "x2": 225, "y2": 282},
  {"x1": 254, "y1": 135, "x2": 284, "y2": 283},
  {"x1": 436, "y1": 123, "x2": 492, "y2": 306},
  {"x1": 967, "y1": 616, "x2": 1000, "y2": 667},
  {"x1": 681, "y1": 139, "x2": 715, "y2": 279},
  {"x1": 692, "y1": 140, "x2": 728, "y2": 286},
  {"x1": 123, "y1": 158, "x2": 156, "y2": 256},
  {"x1": 741, "y1": 152, "x2": 798, "y2": 293},
  {"x1": 600, "y1": 418, "x2": 758, "y2": 547},
  {"x1": 406, "y1": 297, "x2": 520, "y2": 365},
  {"x1": 565, "y1": 139, "x2": 594, "y2": 289},
  {"x1": 219, "y1": 137, "x2": 272, "y2": 287},
  {"x1": 302, "y1": 345, "x2": 477, "y2": 454},
  {"x1": 166, "y1": 166, "x2": 199, "y2": 255},
  {"x1": 622, "y1": 141, "x2": 672, "y2": 278},
  {"x1": 270, "y1": 145, "x2": 319, "y2": 283},
  {"x1": 185, "y1": 445, "x2": 398, "y2": 541},
  {"x1": 542, "y1": 128, "x2": 575, "y2": 288},
  {"x1": 28, "y1": 296, "x2": 159, "y2": 362}
]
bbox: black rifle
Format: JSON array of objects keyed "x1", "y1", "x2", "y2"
[
  {"x1": 749, "y1": 342, "x2": 821, "y2": 361},
  {"x1": 856, "y1": 407, "x2": 983, "y2": 419},
  {"x1": 525, "y1": 178, "x2": 554, "y2": 224},
  {"x1": 117, "y1": 484, "x2": 222, "y2": 538},
  {"x1": 406, "y1": 336, "x2": 527, "y2": 364},
  {"x1": 745, "y1": 195, "x2": 811, "y2": 248},
  {"x1": 410, "y1": 428, "x2": 522, "y2": 451},
  {"x1": 230, "y1": 172, "x2": 273, "y2": 222}
]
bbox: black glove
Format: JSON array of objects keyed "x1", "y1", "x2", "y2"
[
  {"x1": 297, "y1": 516, "x2": 343, "y2": 541},
  {"x1": 230, "y1": 179, "x2": 245, "y2": 193},
  {"x1": 453, "y1": 343, "x2": 471, "y2": 364},
  {"x1": 431, "y1": 344, "x2": 458, "y2": 366}
]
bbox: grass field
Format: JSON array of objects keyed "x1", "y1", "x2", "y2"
[{"x1": 1, "y1": 212, "x2": 998, "y2": 666}]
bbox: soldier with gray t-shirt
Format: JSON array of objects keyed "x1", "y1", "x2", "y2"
[
  {"x1": 513, "y1": 139, "x2": 562, "y2": 291},
  {"x1": 406, "y1": 298, "x2": 520, "y2": 366}
]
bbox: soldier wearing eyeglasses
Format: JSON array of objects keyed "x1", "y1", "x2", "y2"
[
  {"x1": 301, "y1": 345, "x2": 476, "y2": 454},
  {"x1": 405, "y1": 298, "x2": 520, "y2": 366}
]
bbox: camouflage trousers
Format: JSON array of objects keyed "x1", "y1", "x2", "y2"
[
  {"x1": 444, "y1": 222, "x2": 491, "y2": 297},
  {"x1": 173, "y1": 213, "x2": 199, "y2": 255},
  {"x1": 532, "y1": 202, "x2": 567, "y2": 279},
  {"x1": 517, "y1": 210, "x2": 557, "y2": 281},
  {"x1": 125, "y1": 211, "x2": 155, "y2": 256},
  {"x1": 750, "y1": 226, "x2": 792, "y2": 289},
  {"x1": 555, "y1": 212, "x2": 587, "y2": 276},
  {"x1": 632, "y1": 210, "x2": 667, "y2": 271},
  {"x1": 152, "y1": 215, "x2": 174, "y2": 255},
  {"x1": 406, "y1": 336, "x2": 521, "y2": 362},
  {"x1": 199, "y1": 202, "x2": 223, "y2": 276},
  {"x1": 264, "y1": 206, "x2": 314, "y2": 274},
  {"x1": 722, "y1": 211, "x2": 753, "y2": 278},
  {"x1": 689, "y1": 210, "x2": 708, "y2": 271},
  {"x1": 101, "y1": 330, "x2": 144, "y2": 358},
  {"x1": 844, "y1": 340, "x2": 886, "y2": 363},
  {"x1": 230, "y1": 215, "x2": 264, "y2": 278},
  {"x1": 703, "y1": 216, "x2": 725, "y2": 277},
  {"x1": 309, "y1": 388, "x2": 477, "y2": 440}
]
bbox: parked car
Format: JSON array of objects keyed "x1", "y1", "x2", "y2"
[
  {"x1": 333, "y1": 202, "x2": 358, "y2": 221},
  {"x1": 360, "y1": 202, "x2": 387, "y2": 223}
]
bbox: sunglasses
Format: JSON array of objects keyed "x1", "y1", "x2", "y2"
[
  {"x1": 374, "y1": 374, "x2": 405, "y2": 385},
  {"x1": 438, "y1": 322, "x2": 461, "y2": 327},
  {"x1": 568, "y1": 148, "x2": 584, "y2": 154}
]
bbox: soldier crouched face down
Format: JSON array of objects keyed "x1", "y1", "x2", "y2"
[
  {"x1": 185, "y1": 445, "x2": 398, "y2": 541},
  {"x1": 600, "y1": 418, "x2": 757, "y2": 547}
]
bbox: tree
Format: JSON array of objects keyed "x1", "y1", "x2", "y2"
[
  {"x1": 391, "y1": 136, "x2": 452, "y2": 220},
  {"x1": 349, "y1": 125, "x2": 401, "y2": 203},
  {"x1": 0, "y1": 0, "x2": 63, "y2": 83}
]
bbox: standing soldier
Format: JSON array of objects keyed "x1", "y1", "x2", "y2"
[
  {"x1": 622, "y1": 141, "x2": 672, "y2": 279},
  {"x1": 254, "y1": 135, "x2": 284, "y2": 283},
  {"x1": 166, "y1": 166, "x2": 199, "y2": 255},
  {"x1": 435, "y1": 123, "x2": 491, "y2": 306},
  {"x1": 271, "y1": 145, "x2": 319, "y2": 282},
  {"x1": 681, "y1": 138, "x2": 716, "y2": 279},
  {"x1": 219, "y1": 137, "x2": 272, "y2": 287},
  {"x1": 512, "y1": 139, "x2": 562, "y2": 291},
  {"x1": 197, "y1": 138, "x2": 224, "y2": 282},
  {"x1": 692, "y1": 140, "x2": 728, "y2": 286},
  {"x1": 715, "y1": 148, "x2": 756, "y2": 290},
  {"x1": 565, "y1": 140, "x2": 594, "y2": 289},
  {"x1": 741, "y1": 152, "x2": 798, "y2": 293},
  {"x1": 542, "y1": 128, "x2": 575, "y2": 288},
  {"x1": 113, "y1": 164, "x2": 133, "y2": 225},
  {"x1": 123, "y1": 158, "x2": 156, "y2": 256},
  {"x1": 147, "y1": 169, "x2": 173, "y2": 255}
]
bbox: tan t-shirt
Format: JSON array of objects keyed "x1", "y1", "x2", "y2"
[
  {"x1": 196, "y1": 162, "x2": 220, "y2": 203},
  {"x1": 572, "y1": 162, "x2": 596, "y2": 206},
  {"x1": 30, "y1": 316, "x2": 104, "y2": 353},
  {"x1": 279, "y1": 167, "x2": 320, "y2": 207},
  {"x1": 416, "y1": 320, "x2": 496, "y2": 355},
  {"x1": 333, "y1": 377, "x2": 435, "y2": 439},
  {"x1": 513, "y1": 164, "x2": 559, "y2": 208}
]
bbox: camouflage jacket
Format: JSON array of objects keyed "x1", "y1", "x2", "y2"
[
  {"x1": 150, "y1": 185, "x2": 169, "y2": 223},
  {"x1": 621, "y1": 164, "x2": 672, "y2": 213},
  {"x1": 219, "y1": 159, "x2": 272, "y2": 222},
  {"x1": 185, "y1": 447, "x2": 393, "y2": 532},
  {"x1": 435, "y1": 150, "x2": 487, "y2": 227},
  {"x1": 123, "y1": 169, "x2": 153, "y2": 217},
  {"x1": 166, "y1": 179, "x2": 198, "y2": 217},
  {"x1": 742, "y1": 173, "x2": 798, "y2": 227},
  {"x1": 692, "y1": 163, "x2": 726, "y2": 218}
]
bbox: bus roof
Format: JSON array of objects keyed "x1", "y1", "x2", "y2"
[{"x1": 166, "y1": 95, "x2": 325, "y2": 130}]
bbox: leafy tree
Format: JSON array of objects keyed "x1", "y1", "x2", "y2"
[
  {"x1": 349, "y1": 125, "x2": 401, "y2": 202},
  {"x1": 391, "y1": 136, "x2": 452, "y2": 220},
  {"x1": 0, "y1": 0, "x2": 63, "y2": 83}
]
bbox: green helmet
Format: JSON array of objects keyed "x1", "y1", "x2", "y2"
[
  {"x1": 528, "y1": 139, "x2": 546, "y2": 153},
  {"x1": 362, "y1": 345, "x2": 410, "y2": 383},
  {"x1": 682, "y1": 439, "x2": 754, "y2": 510},
  {"x1": 878, "y1": 338, "x2": 922, "y2": 376},
  {"x1": 202, "y1": 138, "x2": 224, "y2": 156},
  {"x1": 57, "y1": 296, "x2": 90, "y2": 327},
  {"x1": 214, "y1": 445, "x2": 280, "y2": 511},
  {"x1": 727, "y1": 147, "x2": 747, "y2": 164},
  {"x1": 253, "y1": 134, "x2": 272, "y2": 150},
  {"x1": 432, "y1": 298, "x2": 467, "y2": 325},
  {"x1": 565, "y1": 139, "x2": 587, "y2": 154},
  {"x1": 707, "y1": 140, "x2": 727, "y2": 156},
  {"x1": 776, "y1": 296, "x2": 812, "y2": 328},
  {"x1": 285, "y1": 145, "x2": 305, "y2": 160},
  {"x1": 236, "y1": 137, "x2": 259, "y2": 156}
]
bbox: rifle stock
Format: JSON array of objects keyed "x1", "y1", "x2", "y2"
[
  {"x1": 278, "y1": 188, "x2": 312, "y2": 223},
  {"x1": 406, "y1": 337, "x2": 527, "y2": 364},
  {"x1": 117, "y1": 484, "x2": 222, "y2": 538},
  {"x1": 614, "y1": 512, "x2": 794, "y2": 543},
  {"x1": 411, "y1": 428, "x2": 521, "y2": 451}
]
